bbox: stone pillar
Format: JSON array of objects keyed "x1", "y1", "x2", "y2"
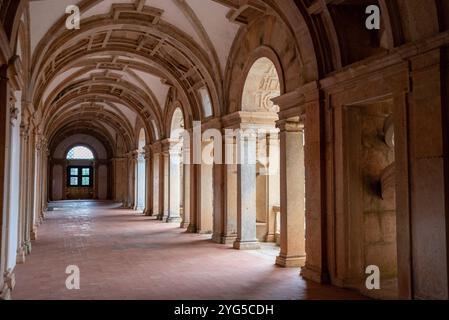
[
  {"x1": 135, "y1": 152, "x2": 146, "y2": 212},
  {"x1": 161, "y1": 141, "x2": 170, "y2": 221},
  {"x1": 197, "y1": 140, "x2": 214, "y2": 234},
  {"x1": 167, "y1": 140, "x2": 182, "y2": 223},
  {"x1": 184, "y1": 133, "x2": 197, "y2": 232},
  {"x1": 222, "y1": 134, "x2": 238, "y2": 244},
  {"x1": 40, "y1": 142, "x2": 49, "y2": 218},
  {"x1": 276, "y1": 119, "x2": 306, "y2": 267},
  {"x1": 212, "y1": 142, "x2": 224, "y2": 244},
  {"x1": 181, "y1": 159, "x2": 191, "y2": 229},
  {"x1": 25, "y1": 122, "x2": 35, "y2": 250},
  {"x1": 401, "y1": 49, "x2": 449, "y2": 299},
  {"x1": 143, "y1": 145, "x2": 153, "y2": 216},
  {"x1": 151, "y1": 143, "x2": 162, "y2": 218},
  {"x1": 266, "y1": 132, "x2": 280, "y2": 242},
  {"x1": 126, "y1": 151, "x2": 136, "y2": 209},
  {"x1": 233, "y1": 130, "x2": 260, "y2": 250},
  {"x1": 16, "y1": 122, "x2": 29, "y2": 263},
  {"x1": 0, "y1": 67, "x2": 12, "y2": 299},
  {"x1": 32, "y1": 133, "x2": 42, "y2": 237}
]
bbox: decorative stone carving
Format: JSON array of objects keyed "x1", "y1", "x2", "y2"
[
  {"x1": 10, "y1": 106, "x2": 19, "y2": 122},
  {"x1": 242, "y1": 58, "x2": 281, "y2": 113}
]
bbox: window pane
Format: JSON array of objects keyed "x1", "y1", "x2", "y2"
[
  {"x1": 67, "y1": 146, "x2": 95, "y2": 160},
  {"x1": 82, "y1": 168, "x2": 90, "y2": 176},
  {"x1": 82, "y1": 177, "x2": 90, "y2": 186},
  {"x1": 70, "y1": 168, "x2": 78, "y2": 176},
  {"x1": 70, "y1": 177, "x2": 78, "y2": 186}
]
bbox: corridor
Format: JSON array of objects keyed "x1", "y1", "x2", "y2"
[{"x1": 12, "y1": 202, "x2": 363, "y2": 300}]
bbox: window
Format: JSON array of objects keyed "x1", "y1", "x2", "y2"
[
  {"x1": 67, "y1": 166, "x2": 93, "y2": 187},
  {"x1": 198, "y1": 87, "x2": 213, "y2": 118},
  {"x1": 67, "y1": 146, "x2": 95, "y2": 160}
]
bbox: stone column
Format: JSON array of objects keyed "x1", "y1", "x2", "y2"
[
  {"x1": 266, "y1": 132, "x2": 280, "y2": 242},
  {"x1": 25, "y1": 122, "x2": 35, "y2": 250},
  {"x1": 0, "y1": 68, "x2": 12, "y2": 299},
  {"x1": 151, "y1": 143, "x2": 162, "y2": 218},
  {"x1": 276, "y1": 119, "x2": 306, "y2": 267},
  {"x1": 32, "y1": 133, "x2": 42, "y2": 235},
  {"x1": 128, "y1": 151, "x2": 137, "y2": 210},
  {"x1": 184, "y1": 133, "x2": 197, "y2": 232},
  {"x1": 161, "y1": 141, "x2": 170, "y2": 221},
  {"x1": 167, "y1": 140, "x2": 182, "y2": 223},
  {"x1": 143, "y1": 145, "x2": 153, "y2": 216},
  {"x1": 16, "y1": 122, "x2": 29, "y2": 263},
  {"x1": 40, "y1": 142, "x2": 49, "y2": 217},
  {"x1": 181, "y1": 159, "x2": 191, "y2": 228},
  {"x1": 233, "y1": 130, "x2": 260, "y2": 250},
  {"x1": 197, "y1": 140, "x2": 214, "y2": 234},
  {"x1": 135, "y1": 151, "x2": 146, "y2": 212},
  {"x1": 222, "y1": 134, "x2": 238, "y2": 244}
]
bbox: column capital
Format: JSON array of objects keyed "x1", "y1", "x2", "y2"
[
  {"x1": 143, "y1": 144, "x2": 152, "y2": 159},
  {"x1": 126, "y1": 150, "x2": 139, "y2": 160},
  {"x1": 276, "y1": 118, "x2": 304, "y2": 133},
  {"x1": 150, "y1": 141, "x2": 162, "y2": 154}
]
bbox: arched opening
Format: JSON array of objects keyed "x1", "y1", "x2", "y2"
[
  {"x1": 166, "y1": 108, "x2": 185, "y2": 224},
  {"x1": 66, "y1": 146, "x2": 95, "y2": 160},
  {"x1": 135, "y1": 128, "x2": 146, "y2": 212},
  {"x1": 230, "y1": 57, "x2": 287, "y2": 257},
  {"x1": 65, "y1": 145, "x2": 96, "y2": 200},
  {"x1": 49, "y1": 135, "x2": 111, "y2": 202}
]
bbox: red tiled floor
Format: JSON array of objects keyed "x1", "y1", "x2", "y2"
[{"x1": 12, "y1": 201, "x2": 365, "y2": 300}]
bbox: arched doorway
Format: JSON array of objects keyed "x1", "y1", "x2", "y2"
[{"x1": 65, "y1": 146, "x2": 95, "y2": 200}]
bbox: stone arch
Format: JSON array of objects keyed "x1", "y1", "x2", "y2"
[
  {"x1": 225, "y1": 15, "x2": 301, "y2": 114},
  {"x1": 166, "y1": 103, "x2": 186, "y2": 139},
  {"x1": 51, "y1": 134, "x2": 111, "y2": 201},
  {"x1": 241, "y1": 55, "x2": 283, "y2": 113}
]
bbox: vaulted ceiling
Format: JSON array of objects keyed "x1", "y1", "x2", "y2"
[{"x1": 28, "y1": 0, "x2": 242, "y2": 155}]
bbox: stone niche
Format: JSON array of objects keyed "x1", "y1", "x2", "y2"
[
  {"x1": 360, "y1": 103, "x2": 397, "y2": 278},
  {"x1": 344, "y1": 100, "x2": 397, "y2": 299}
]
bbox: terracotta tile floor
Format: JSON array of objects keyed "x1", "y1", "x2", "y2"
[{"x1": 12, "y1": 201, "x2": 365, "y2": 300}]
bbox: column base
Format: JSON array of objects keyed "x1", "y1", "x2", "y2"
[
  {"x1": 300, "y1": 264, "x2": 330, "y2": 284},
  {"x1": 166, "y1": 217, "x2": 182, "y2": 223},
  {"x1": 211, "y1": 233, "x2": 222, "y2": 244},
  {"x1": 180, "y1": 221, "x2": 190, "y2": 229},
  {"x1": 16, "y1": 247, "x2": 26, "y2": 264},
  {"x1": 0, "y1": 284, "x2": 11, "y2": 300},
  {"x1": 135, "y1": 206, "x2": 145, "y2": 213},
  {"x1": 233, "y1": 240, "x2": 260, "y2": 250},
  {"x1": 186, "y1": 224, "x2": 197, "y2": 233},
  {"x1": 30, "y1": 228, "x2": 37, "y2": 241},
  {"x1": 197, "y1": 230, "x2": 213, "y2": 235},
  {"x1": 25, "y1": 240, "x2": 32, "y2": 254},
  {"x1": 0, "y1": 270, "x2": 15, "y2": 300},
  {"x1": 221, "y1": 235, "x2": 237, "y2": 245},
  {"x1": 276, "y1": 254, "x2": 306, "y2": 268},
  {"x1": 265, "y1": 234, "x2": 276, "y2": 243}
]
